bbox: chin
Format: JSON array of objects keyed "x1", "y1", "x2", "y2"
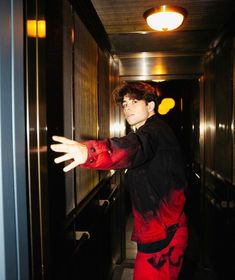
[{"x1": 127, "y1": 121, "x2": 136, "y2": 126}]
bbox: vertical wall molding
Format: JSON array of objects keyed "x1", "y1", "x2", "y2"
[
  {"x1": 0, "y1": 0, "x2": 29, "y2": 279},
  {"x1": 233, "y1": 38, "x2": 235, "y2": 185}
]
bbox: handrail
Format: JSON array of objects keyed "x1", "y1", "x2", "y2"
[
  {"x1": 98, "y1": 199, "x2": 110, "y2": 207},
  {"x1": 205, "y1": 167, "x2": 233, "y2": 185},
  {"x1": 72, "y1": 231, "x2": 91, "y2": 256},
  {"x1": 74, "y1": 231, "x2": 90, "y2": 241},
  {"x1": 65, "y1": 171, "x2": 114, "y2": 228},
  {"x1": 98, "y1": 184, "x2": 119, "y2": 210}
]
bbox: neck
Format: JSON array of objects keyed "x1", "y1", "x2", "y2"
[
  {"x1": 134, "y1": 112, "x2": 155, "y2": 130},
  {"x1": 148, "y1": 111, "x2": 155, "y2": 118}
]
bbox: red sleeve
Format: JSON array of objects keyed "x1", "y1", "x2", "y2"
[
  {"x1": 80, "y1": 137, "x2": 136, "y2": 170},
  {"x1": 80, "y1": 127, "x2": 156, "y2": 170}
]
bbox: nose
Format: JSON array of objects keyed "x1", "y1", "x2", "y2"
[
  {"x1": 123, "y1": 106, "x2": 132, "y2": 114},
  {"x1": 124, "y1": 102, "x2": 132, "y2": 111}
]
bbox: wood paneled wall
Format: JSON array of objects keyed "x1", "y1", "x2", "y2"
[
  {"x1": 73, "y1": 13, "x2": 99, "y2": 204},
  {"x1": 62, "y1": 0, "x2": 122, "y2": 211},
  {"x1": 63, "y1": 0, "x2": 75, "y2": 214},
  {"x1": 98, "y1": 49, "x2": 110, "y2": 140},
  {"x1": 41, "y1": 0, "x2": 124, "y2": 278}
]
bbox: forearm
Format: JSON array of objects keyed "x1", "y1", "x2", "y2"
[
  {"x1": 80, "y1": 139, "x2": 133, "y2": 170},
  {"x1": 51, "y1": 129, "x2": 156, "y2": 172}
]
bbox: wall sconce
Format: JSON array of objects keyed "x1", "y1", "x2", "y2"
[
  {"x1": 143, "y1": 5, "x2": 187, "y2": 31},
  {"x1": 27, "y1": 20, "x2": 46, "y2": 38}
]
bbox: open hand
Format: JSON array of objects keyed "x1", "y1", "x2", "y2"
[{"x1": 50, "y1": 136, "x2": 88, "y2": 172}]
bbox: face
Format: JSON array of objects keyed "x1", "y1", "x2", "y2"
[{"x1": 122, "y1": 95, "x2": 155, "y2": 129}]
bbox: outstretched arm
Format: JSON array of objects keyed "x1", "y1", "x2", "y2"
[
  {"x1": 50, "y1": 135, "x2": 88, "y2": 172},
  {"x1": 51, "y1": 129, "x2": 156, "y2": 172}
]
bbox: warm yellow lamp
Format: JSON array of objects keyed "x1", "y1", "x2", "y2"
[
  {"x1": 143, "y1": 5, "x2": 187, "y2": 31},
  {"x1": 158, "y1": 98, "x2": 175, "y2": 115},
  {"x1": 27, "y1": 20, "x2": 46, "y2": 38}
]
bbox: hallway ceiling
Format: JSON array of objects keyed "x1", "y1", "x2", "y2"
[{"x1": 91, "y1": 0, "x2": 235, "y2": 80}]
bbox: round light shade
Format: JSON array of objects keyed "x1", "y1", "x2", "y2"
[{"x1": 143, "y1": 5, "x2": 187, "y2": 31}]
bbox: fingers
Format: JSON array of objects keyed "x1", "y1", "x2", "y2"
[
  {"x1": 50, "y1": 135, "x2": 83, "y2": 172},
  {"x1": 52, "y1": 135, "x2": 75, "y2": 144},
  {"x1": 63, "y1": 161, "x2": 79, "y2": 172},
  {"x1": 54, "y1": 153, "x2": 74, "y2": 164},
  {"x1": 50, "y1": 143, "x2": 71, "y2": 153}
]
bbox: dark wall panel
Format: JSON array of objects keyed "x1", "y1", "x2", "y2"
[
  {"x1": 74, "y1": 13, "x2": 99, "y2": 204},
  {"x1": 46, "y1": 1, "x2": 125, "y2": 279},
  {"x1": 200, "y1": 31, "x2": 235, "y2": 279},
  {"x1": 26, "y1": 0, "x2": 51, "y2": 278},
  {"x1": 98, "y1": 49, "x2": 110, "y2": 139},
  {"x1": 204, "y1": 55, "x2": 216, "y2": 174},
  {"x1": 233, "y1": 38, "x2": 235, "y2": 184},
  {"x1": 63, "y1": 0, "x2": 76, "y2": 215},
  {"x1": 214, "y1": 40, "x2": 233, "y2": 180}
]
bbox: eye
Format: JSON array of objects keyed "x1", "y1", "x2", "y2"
[
  {"x1": 122, "y1": 103, "x2": 127, "y2": 108},
  {"x1": 132, "y1": 99, "x2": 138, "y2": 104}
]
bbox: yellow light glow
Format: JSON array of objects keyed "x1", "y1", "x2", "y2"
[
  {"x1": 158, "y1": 106, "x2": 169, "y2": 115},
  {"x1": 38, "y1": 20, "x2": 46, "y2": 37},
  {"x1": 158, "y1": 98, "x2": 175, "y2": 115},
  {"x1": 180, "y1": 97, "x2": 183, "y2": 112},
  {"x1": 151, "y1": 57, "x2": 167, "y2": 75},
  {"x1": 200, "y1": 123, "x2": 205, "y2": 135},
  {"x1": 147, "y1": 12, "x2": 184, "y2": 31},
  {"x1": 152, "y1": 64, "x2": 167, "y2": 75},
  {"x1": 27, "y1": 20, "x2": 46, "y2": 38},
  {"x1": 141, "y1": 58, "x2": 148, "y2": 75},
  {"x1": 72, "y1": 29, "x2": 75, "y2": 43},
  {"x1": 144, "y1": 5, "x2": 187, "y2": 32},
  {"x1": 206, "y1": 122, "x2": 216, "y2": 131},
  {"x1": 27, "y1": 20, "x2": 36, "y2": 37},
  {"x1": 141, "y1": 52, "x2": 148, "y2": 58},
  {"x1": 218, "y1": 123, "x2": 226, "y2": 130},
  {"x1": 152, "y1": 79, "x2": 165, "y2": 82}
]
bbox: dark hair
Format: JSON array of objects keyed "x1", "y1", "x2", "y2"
[{"x1": 113, "y1": 81, "x2": 159, "y2": 113}]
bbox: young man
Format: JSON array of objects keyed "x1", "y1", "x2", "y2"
[{"x1": 51, "y1": 82, "x2": 188, "y2": 280}]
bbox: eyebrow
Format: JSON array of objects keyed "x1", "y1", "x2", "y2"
[{"x1": 123, "y1": 97, "x2": 137, "y2": 102}]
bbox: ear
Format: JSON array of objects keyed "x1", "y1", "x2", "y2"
[{"x1": 147, "y1": 101, "x2": 155, "y2": 113}]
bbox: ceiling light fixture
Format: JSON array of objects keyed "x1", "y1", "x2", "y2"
[{"x1": 143, "y1": 5, "x2": 187, "y2": 31}]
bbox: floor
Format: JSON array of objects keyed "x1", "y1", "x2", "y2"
[
  {"x1": 112, "y1": 214, "x2": 135, "y2": 280},
  {"x1": 125, "y1": 215, "x2": 136, "y2": 260}
]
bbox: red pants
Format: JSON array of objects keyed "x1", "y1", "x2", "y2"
[{"x1": 133, "y1": 225, "x2": 188, "y2": 280}]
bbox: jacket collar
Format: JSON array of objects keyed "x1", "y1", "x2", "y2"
[
  {"x1": 145, "y1": 114, "x2": 158, "y2": 124},
  {"x1": 135, "y1": 114, "x2": 158, "y2": 132}
]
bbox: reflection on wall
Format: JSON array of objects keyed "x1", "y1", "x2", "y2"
[
  {"x1": 199, "y1": 35, "x2": 234, "y2": 278},
  {"x1": 202, "y1": 38, "x2": 233, "y2": 181}
]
